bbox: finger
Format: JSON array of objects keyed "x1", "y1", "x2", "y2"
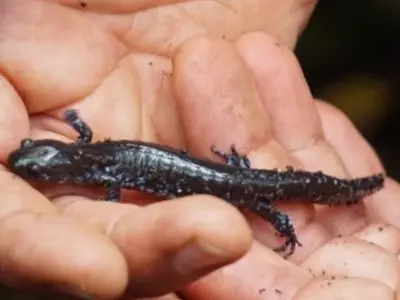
[
  {"x1": 236, "y1": 32, "x2": 369, "y2": 238},
  {"x1": 180, "y1": 242, "x2": 311, "y2": 300},
  {"x1": 0, "y1": 78, "x2": 128, "y2": 299},
  {"x1": 353, "y1": 224, "x2": 400, "y2": 255},
  {"x1": 0, "y1": 0, "x2": 126, "y2": 113},
  {"x1": 228, "y1": 32, "x2": 337, "y2": 258},
  {"x1": 53, "y1": 195, "x2": 252, "y2": 298},
  {"x1": 236, "y1": 32, "x2": 345, "y2": 176},
  {"x1": 314, "y1": 100, "x2": 394, "y2": 226},
  {"x1": 315, "y1": 100, "x2": 391, "y2": 233},
  {"x1": 173, "y1": 35, "x2": 272, "y2": 155},
  {"x1": 0, "y1": 168, "x2": 128, "y2": 299},
  {"x1": 294, "y1": 277, "x2": 393, "y2": 300},
  {"x1": 172, "y1": 35, "x2": 319, "y2": 260},
  {"x1": 301, "y1": 235, "x2": 400, "y2": 290}
]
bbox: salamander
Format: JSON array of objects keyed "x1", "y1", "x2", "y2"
[{"x1": 7, "y1": 109, "x2": 385, "y2": 258}]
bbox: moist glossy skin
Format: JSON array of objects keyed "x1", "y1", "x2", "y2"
[{"x1": 7, "y1": 109, "x2": 385, "y2": 258}]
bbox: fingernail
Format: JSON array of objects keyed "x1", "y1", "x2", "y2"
[{"x1": 172, "y1": 241, "x2": 228, "y2": 275}]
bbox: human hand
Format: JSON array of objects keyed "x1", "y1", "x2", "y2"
[
  {"x1": 0, "y1": 0, "x2": 319, "y2": 299},
  {"x1": 171, "y1": 33, "x2": 400, "y2": 299}
]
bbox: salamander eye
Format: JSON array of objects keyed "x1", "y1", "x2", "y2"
[
  {"x1": 25, "y1": 164, "x2": 40, "y2": 177},
  {"x1": 21, "y1": 139, "x2": 34, "y2": 149}
]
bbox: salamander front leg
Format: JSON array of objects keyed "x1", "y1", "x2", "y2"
[
  {"x1": 250, "y1": 201, "x2": 302, "y2": 259},
  {"x1": 104, "y1": 186, "x2": 121, "y2": 202},
  {"x1": 63, "y1": 109, "x2": 93, "y2": 144},
  {"x1": 211, "y1": 144, "x2": 251, "y2": 168}
]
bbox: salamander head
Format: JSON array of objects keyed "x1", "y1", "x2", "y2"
[{"x1": 7, "y1": 139, "x2": 75, "y2": 181}]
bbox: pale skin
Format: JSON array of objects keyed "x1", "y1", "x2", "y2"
[{"x1": 0, "y1": 0, "x2": 400, "y2": 299}]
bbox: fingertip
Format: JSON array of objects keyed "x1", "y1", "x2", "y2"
[
  {"x1": 181, "y1": 195, "x2": 253, "y2": 261},
  {"x1": 0, "y1": 212, "x2": 128, "y2": 299},
  {"x1": 108, "y1": 195, "x2": 252, "y2": 297},
  {"x1": 143, "y1": 194, "x2": 254, "y2": 263}
]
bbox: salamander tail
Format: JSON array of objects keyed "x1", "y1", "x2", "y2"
[
  {"x1": 303, "y1": 171, "x2": 385, "y2": 205},
  {"x1": 352, "y1": 172, "x2": 385, "y2": 199}
]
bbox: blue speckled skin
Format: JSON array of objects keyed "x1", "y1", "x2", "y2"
[{"x1": 7, "y1": 109, "x2": 385, "y2": 258}]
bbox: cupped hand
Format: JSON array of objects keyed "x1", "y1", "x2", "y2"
[
  {"x1": 173, "y1": 33, "x2": 400, "y2": 299},
  {"x1": 0, "y1": 0, "x2": 319, "y2": 299},
  {"x1": 2, "y1": 1, "x2": 399, "y2": 300}
]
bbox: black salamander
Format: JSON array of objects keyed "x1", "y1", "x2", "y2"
[{"x1": 7, "y1": 109, "x2": 385, "y2": 258}]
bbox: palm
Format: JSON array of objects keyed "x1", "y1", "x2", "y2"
[
  {"x1": 1, "y1": 0, "x2": 315, "y2": 139},
  {"x1": 1, "y1": 1, "x2": 399, "y2": 300}
]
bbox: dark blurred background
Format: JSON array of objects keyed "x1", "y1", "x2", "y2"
[
  {"x1": 295, "y1": 0, "x2": 400, "y2": 180},
  {"x1": 1, "y1": 0, "x2": 399, "y2": 299}
]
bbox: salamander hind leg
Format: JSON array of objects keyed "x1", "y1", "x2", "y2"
[
  {"x1": 210, "y1": 144, "x2": 251, "y2": 168},
  {"x1": 63, "y1": 109, "x2": 93, "y2": 144},
  {"x1": 251, "y1": 201, "x2": 302, "y2": 259},
  {"x1": 91, "y1": 172, "x2": 122, "y2": 202}
]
